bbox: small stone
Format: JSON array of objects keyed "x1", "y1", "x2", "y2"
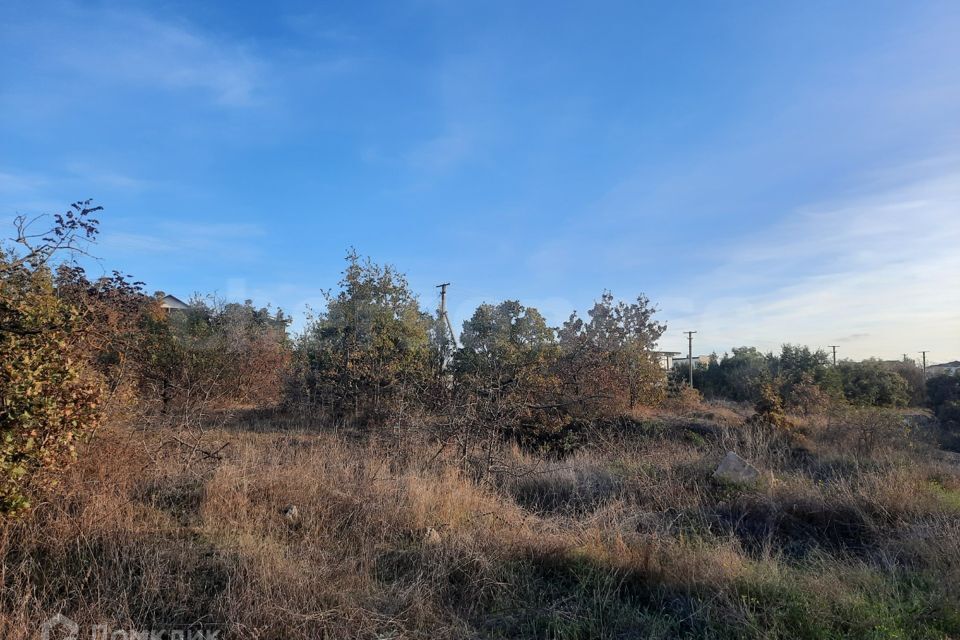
[
  {"x1": 282, "y1": 504, "x2": 299, "y2": 521},
  {"x1": 713, "y1": 451, "x2": 761, "y2": 484},
  {"x1": 423, "y1": 527, "x2": 442, "y2": 545}
]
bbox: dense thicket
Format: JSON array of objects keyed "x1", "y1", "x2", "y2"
[
  {"x1": 929, "y1": 372, "x2": 960, "y2": 428},
  {"x1": 1, "y1": 204, "x2": 291, "y2": 511},
  {"x1": 679, "y1": 345, "x2": 922, "y2": 410},
  {"x1": 289, "y1": 254, "x2": 670, "y2": 457},
  {"x1": 0, "y1": 203, "x2": 104, "y2": 513}
]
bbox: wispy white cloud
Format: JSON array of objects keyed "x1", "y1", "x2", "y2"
[
  {"x1": 3, "y1": 4, "x2": 265, "y2": 107},
  {"x1": 405, "y1": 125, "x2": 475, "y2": 173},
  {"x1": 661, "y1": 161, "x2": 960, "y2": 360},
  {"x1": 74, "y1": 11, "x2": 261, "y2": 106},
  {"x1": 0, "y1": 169, "x2": 85, "y2": 226},
  {"x1": 392, "y1": 46, "x2": 509, "y2": 178},
  {"x1": 0, "y1": 170, "x2": 48, "y2": 194},
  {"x1": 64, "y1": 163, "x2": 153, "y2": 191},
  {"x1": 102, "y1": 220, "x2": 264, "y2": 261},
  {"x1": 0, "y1": 164, "x2": 153, "y2": 220}
]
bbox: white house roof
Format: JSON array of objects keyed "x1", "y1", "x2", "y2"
[{"x1": 160, "y1": 294, "x2": 190, "y2": 310}]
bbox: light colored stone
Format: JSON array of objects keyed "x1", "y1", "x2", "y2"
[
  {"x1": 713, "y1": 451, "x2": 761, "y2": 484},
  {"x1": 283, "y1": 504, "x2": 299, "y2": 521},
  {"x1": 423, "y1": 527, "x2": 442, "y2": 546}
]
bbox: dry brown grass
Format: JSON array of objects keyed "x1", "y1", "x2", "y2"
[{"x1": 2, "y1": 403, "x2": 959, "y2": 639}]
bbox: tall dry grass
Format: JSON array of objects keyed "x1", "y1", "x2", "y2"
[{"x1": 2, "y1": 404, "x2": 959, "y2": 639}]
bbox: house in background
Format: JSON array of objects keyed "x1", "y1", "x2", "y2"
[
  {"x1": 928, "y1": 361, "x2": 960, "y2": 377},
  {"x1": 655, "y1": 351, "x2": 682, "y2": 374},
  {"x1": 160, "y1": 294, "x2": 190, "y2": 311},
  {"x1": 670, "y1": 354, "x2": 712, "y2": 369}
]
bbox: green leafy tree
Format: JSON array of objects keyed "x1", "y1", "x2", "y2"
[
  {"x1": 290, "y1": 251, "x2": 432, "y2": 423},
  {"x1": 557, "y1": 292, "x2": 666, "y2": 412},
  {"x1": 885, "y1": 359, "x2": 926, "y2": 406},
  {"x1": 452, "y1": 300, "x2": 559, "y2": 465},
  {"x1": 837, "y1": 360, "x2": 910, "y2": 408},
  {"x1": 455, "y1": 300, "x2": 557, "y2": 389},
  {"x1": 712, "y1": 347, "x2": 772, "y2": 402},
  {"x1": 672, "y1": 346, "x2": 774, "y2": 402},
  {"x1": 775, "y1": 344, "x2": 841, "y2": 397}
]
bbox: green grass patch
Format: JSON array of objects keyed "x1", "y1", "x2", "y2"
[{"x1": 927, "y1": 479, "x2": 960, "y2": 512}]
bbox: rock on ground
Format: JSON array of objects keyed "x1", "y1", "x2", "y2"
[
  {"x1": 282, "y1": 504, "x2": 299, "y2": 521},
  {"x1": 713, "y1": 451, "x2": 761, "y2": 484}
]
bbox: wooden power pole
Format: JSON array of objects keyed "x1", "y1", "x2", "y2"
[
  {"x1": 921, "y1": 351, "x2": 929, "y2": 380},
  {"x1": 684, "y1": 331, "x2": 697, "y2": 387},
  {"x1": 828, "y1": 345, "x2": 838, "y2": 366}
]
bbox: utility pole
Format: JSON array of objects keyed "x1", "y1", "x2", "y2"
[
  {"x1": 684, "y1": 331, "x2": 697, "y2": 387},
  {"x1": 828, "y1": 345, "x2": 838, "y2": 366},
  {"x1": 921, "y1": 351, "x2": 929, "y2": 380},
  {"x1": 436, "y1": 282, "x2": 457, "y2": 349}
]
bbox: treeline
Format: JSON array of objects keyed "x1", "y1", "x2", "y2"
[
  {"x1": 286, "y1": 252, "x2": 668, "y2": 437},
  {"x1": 674, "y1": 345, "x2": 929, "y2": 410}
]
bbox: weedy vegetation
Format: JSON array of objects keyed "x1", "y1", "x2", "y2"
[{"x1": 1, "y1": 204, "x2": 959, "y2": 639}]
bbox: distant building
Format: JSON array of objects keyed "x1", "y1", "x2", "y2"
[
  {"x1": 668, "y1": 354, "x2": 711, "y2": 369},
  {"x1": 160, "y1": 294, "x2": 190, "y2": 310},
  {"x1": 928, "y1": 361, "x2": 960, "y2": 377},
  {"x1": 654, "y1": 351, "x2": 682, "y2": 372}
]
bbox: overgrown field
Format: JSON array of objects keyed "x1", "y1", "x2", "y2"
[{"x1": 3, "y1": 404, "x2": 959, "y2": 639}]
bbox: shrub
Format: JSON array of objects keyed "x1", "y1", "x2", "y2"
[
  {"x1": 0, "y1": 203, "x2": 104, "y2": 515},
  {"x1": 785, "y1": 373, "x2": 832, "y2": 416},
  {"x1": 928, "y1": 373, "x2": 960, "y2": 426},
  {"x1": 837, "y1": 360, "x2": 910, "y2": 408},
  {"x1": 52, "y1": 266, "x2": 156, "y2": 422},
  {"x1": 939, "y1": 401, "x2": 960, "y2": 428},
  {"x1": 698, "y1": 346, "x2": 772, "y2": 402},
  {"x1": 136, "y1": 298, "x2": 290, "y2": 421},
  {"x1": 662, "y1": 384, "x2": 704, "y2": 414},
  {"x1": 452, "y1": 300, "x2": 563, "y2": 468},
  {"x1": 749, "y1": 381, "x2": 792, "y2": 430},
  {"x1": 820, "y1": 405, "x2": 913, "y2": 459}
]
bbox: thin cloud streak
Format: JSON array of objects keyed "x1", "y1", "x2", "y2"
[
  {"x1": 662, "y1": 162, "x2": 960, "y2": 359},
  {"x1": 102, "y1": 221, "x2": 265, "y2": 261},
  {"x1": 2, "y1": 4, "x2": 265, "y2": 108},
  {"x1": 0, "y1": 170, "x2": 48, "y2": 194}
]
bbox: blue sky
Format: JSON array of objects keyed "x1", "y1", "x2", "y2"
[{"x1": 2, "y1": 0, "x2": 959, "y2": 361}]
